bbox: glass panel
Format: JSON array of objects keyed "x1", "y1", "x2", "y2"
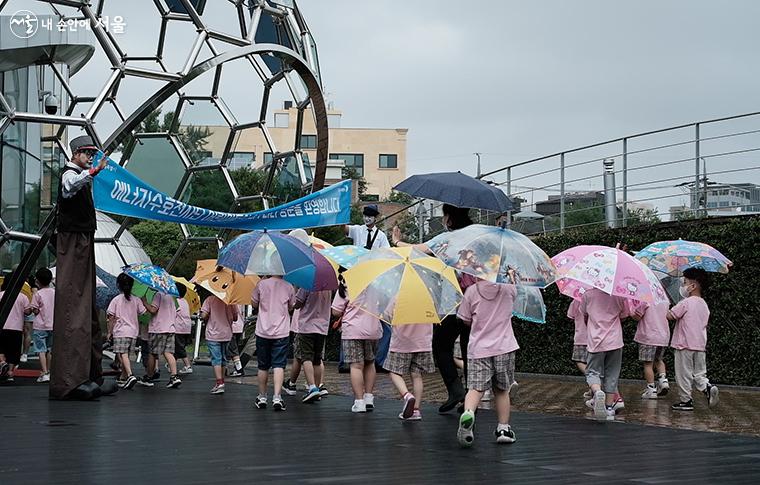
[
  {"x1": 300, "y1": 134, "x2": 316, "y2": 149},
  {"x1": 379, "y1": 154, "x2": 398, "y2": 169},
  {"x1": 274, "y1": 113, "x2": 289, "y2": 128},
  {"x1": 181, "y1": 169, "x2": 235, "y2": 237},
  {"x1": 229, "y1": 151, "x2": 255, "y2": 171},
  {"x1": 165, "y1": 0, "x2": 207, "y2": 15},
  {"x1": 126, "y1": 137, "x2": 187, "y2": 196}
]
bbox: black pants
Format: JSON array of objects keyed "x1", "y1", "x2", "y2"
[{"x1": 432, "y1": 314, "x2": 470, "y2": 397}]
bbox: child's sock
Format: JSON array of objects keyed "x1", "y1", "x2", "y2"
[
  {"x1": 235, "y1": 360, "x2": 242, "y2": 371},
  {"x1": 309, "y1": 384, "x2": 319, "y2": 392},
  {"x1": 497, "y1": 423, "x2": 510, "y2": 432},
  {"x1": 274, "y1": 394, "x2": 281, "y2": 400},
  {"x1": 216, "y1": 378, "x2": 224, "y2": 385}
]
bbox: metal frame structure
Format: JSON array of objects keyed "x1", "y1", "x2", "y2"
[{"x1": 0, "y1": 0, "x2": 328, "y2": 324}]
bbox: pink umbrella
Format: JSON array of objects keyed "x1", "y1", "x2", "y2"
[{"x1": 552, "y1": 245, "x2": 668, "y2": 305}]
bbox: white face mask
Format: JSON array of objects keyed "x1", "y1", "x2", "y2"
[
  {"x1": 363, "y1": 216, "x2": 376, "y2": 226},
  {"x1": 679, "y1": 285, "x2": 691, "y2": 298}
]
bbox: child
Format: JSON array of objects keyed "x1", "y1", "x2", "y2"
[
  {"x1": 200, "y1": 294, "x2": 238, "y2": 394},
  {"x1": 143, "y1": 291, "x2": 182, "y2": 389},
  {"x1": 174, "y1": 284, "x2": 193, "y2": 375},
  {"x1": 0, "y1": 277, "x2": 32, "y2": 382},
  {"x1": 456, "y1": 279, "x2": 519, "y2": 447},
  {"x1": 630, "y1": 299, "x2": 671, "y2": 399},
  {"x1": 290, "y1": 288, "x2": 332, "y2": 403},
  {"x1": 30, "y1": 268, "x2": 55, "y2": 383},
  {"x1": 668, "y1": 267, "x2": 718, "y2": 411},
  {"x1": 332, "y1": 273, "x2": 382, "y2": 413},
  {"x1": 567, "y1": 299, "x2": 590, "y2": 398},
  {"x1": 251, "y1": 275, "x2": 294, "y2": 411},
  {"x1": 225, "y1": 304, "x2": 245, "y2": 377},
  {"x1": 106, "y1": 274, "x2": 146, "y2": 390},
  {"x1": 580, "y1": 288, "x2": 628, "y2": 420},
  {"x1": 383, "y1": 321, "x2": 435, "y2": 421}
]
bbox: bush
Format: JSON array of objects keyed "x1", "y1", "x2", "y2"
[{"x1": 515, "y1": 215, "x2": 760, "y2": 386}]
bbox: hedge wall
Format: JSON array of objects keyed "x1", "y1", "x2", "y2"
[{"x1": 515, "y1": 215, "x2": 760, "y2": 387}]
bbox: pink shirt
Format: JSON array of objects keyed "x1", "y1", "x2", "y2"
[
  {"x1": 0, "y1": 291, "x2": 29, "y2": 331},
  {"x1": 580, "y1": 289, "x2": 627, "y2": 353},
  {"x1": 148, "y1": 292, "x2": 176, "y2": 334},
  {"x1": 670, "y1": 296, "x2": 710, "y2": 351},
  {"x1": 252, "y1": 277, "x2": 294, "y2": 339},
  {"x1": 31, "y1": 287, "x2": 55, "y2": 331},
  {"x1": 457, "y1": 281, "x2": 519, "y2": 359},
  {"x1": 390, "y1": 323, "x2": 433, "y2": 353},
  {"x1": 567, "y1": 299, "x2": 587, "y2": 346},
  {"x1": 294, "y1": 289, "x2": 332, "y2": 335},
  {"x1": 202, "y1": 296, "x2": 238, "y2": 342},
  {"x1": 632, "y1": 301, "x2": 671, "y2": 347},
  {"x1": 332, "y1": 293, "x2": 382, "y2": 340},
  {"x1": 107, "y1": 294, "x2": 147, "y2": 339},
  {"x1": 175, "y1": 298, "x2": 192, "y2": 335},
  {"x1": 232, "y1": 305, "x2": 245, "y2": 334}
]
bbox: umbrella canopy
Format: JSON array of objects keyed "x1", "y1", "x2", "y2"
[
  {"x1": 394, "y1": 171, "x2": 513, "y2": 212},
  {"x1": 635, "y1": 240, "x2": 732, "y2": 276},
  {"x1": 218, "y1": 230, "x2": 338, "y2": 291},
  {"x1": 172, "y1": 276, "x2": 201, "y2": 314},
  {"x1": 123, "y1": 263, "x2": 179, "y2": 297},
  {"x1": 512, "y1": 286, "x2": 547, "y2": 324},
  {"x1": 192, "y1": 259, "x2": 259, "y2": 306},
  {"x1": 319, "y1": 245, "x2": 369, "y2": 269},
  {"x1": 0, "y1": 276, "x2": 33, "y2": 303},
  {"x1": 344, "y1": 247, "x2": 462, "y2": 325},
  {"x1": 552, "y1": 245, "x2": 668, "y2": 304},
  {"x1": 308, "y1": 234, "x2": 333, "y2": 250},
  {"x1": 427, "y1": 224, "x2": 556, "y2": 287}
]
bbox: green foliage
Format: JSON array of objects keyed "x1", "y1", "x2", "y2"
[
  {"x1": 129, "y1": 220, "x2": 183, "y2": 269},
  {"x1": 342, "y1": 167, "x2": 367, "y2": 197},
  {"x1": 626, "y1": 207, "x2": 662, "y2": 226},
  {"x1": 519, "y1": 216, "x2": 760, "y2": 386}
]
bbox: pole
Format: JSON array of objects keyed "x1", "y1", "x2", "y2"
[
  {"x1": 603, "y1": 159, "x2": 617, "y2": 229},
  {"x1": 506, "y1": 167, "x2": 512, "y2": 225},
  {"x1": 560, "y1": 153, "x2": 565, "y2": 232},
  {"x1": 474, "y1": 152, "x2": 482, "y2": 178},
  {"x1": 702, "y1": 157, "x2": 708, "y2": 217},
  {"x1": 694, "y1": 123, "x2": 701, "y2": 213},
  {"x1": 416, "y1": 202, "x2": 425, "y2": 243},
  {"x1": 622, "y1": 138, "x2": 628, "y2": 226}
]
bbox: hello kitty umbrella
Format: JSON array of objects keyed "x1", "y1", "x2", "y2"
[{"x1": 551, "y1": 245, "x2": 668, "y2": 305}]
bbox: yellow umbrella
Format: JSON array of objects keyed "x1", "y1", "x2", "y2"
[
  {"x1": 171, "y1": 276, "x2": 201, "y2": 314},
  {"x1": 0, "y1": 276, "x2": 33, "y2": 303},
  {"x1": 192, "y1": 259, "x2": 260, "y2": 305},
  {"x1": 343, "y1": 247, "x2": 462, "y2": 325}
]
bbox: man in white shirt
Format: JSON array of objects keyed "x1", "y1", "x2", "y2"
[{"x1": 344, "y1": 205, "x2": 390, "y2": 250}]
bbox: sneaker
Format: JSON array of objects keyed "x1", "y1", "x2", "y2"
[
  {"x1": 123, "y1": 375, "x2": 138, "y2": 390},
  {"x1": 457, "y1": 411, "x2": 475, "y2": 448},
  {"x1": 149, "y1": 371, "x2": 160, "y2": 382},
  {"x1": 408, "y1": 409, "x2": 422, "y2": 421},
  {"x1": 210, "y1": 383, "x2": 225, "y2": 395},
  {"x1": 582, "y1": 390, "x2": 593, "y2": 400},
  {"x1": 137, "y1": 375, "x2": 155, "y2": 387},
  {"x1": 612, "y1": 396, "x2": 625, "y2": 414},
  {"x1": 672, "y1": 400, "x2": 694, "y2": 411},
  {"x1": 351, "y1": 399, "x2": 366, "y2": 413},
  {"x1": 482, "y1": 389, "x2": 492, "y2": 402},
  {"x1": 273, "y1": 396, "x2": 286, "y2": 411},
  {"x1": 656, "y1": 376, "x2": 670, "y2": 396},
  {"x1": 20, "y1": 354, "x2": 28, "y2": 363},
  {"x1": 593, "y1": 390, "x2": 606, "y2": 419},
  {"x1": 363, "y1": 393, "x2": 375, "y2": 412},
  {"x1": 400, "y1": 392, "x2": 416, "y2": 419},
  {"x1": 283, "y1": 381, "x2": 298, "y2": 396},
  {"x1": 35, "y1": 372, "x2": 50, "y2": 383},
  {"x1": 584, "y1": 398, "x2": 594, "y2": 410},
  {"x1": 178, "y1": 366, "x2": 193, "y2": 375},
  {"x1": 495, "y1": 425, "x2": 516, "y2": 444},
  {"x1": 254, "y1": 395, "x2": 267, "y2": 409},
  {"x1": 705, "y1": 384, "x2": 719, "y2": 408},
  {"x1": 302, "y1": 386, "x2": 321, "y2": 403},
  {"x1": 318, "y1": 383, "x2": 329, "y2": 396},
  {"x1": 641, "y1": 385, "x2": 658, "y2": 400},
  {"x1": 605, "y1": 406, "x2": 616, "y2": 421},
  {"x1": 509, "y1": 381, "x2": 519, "y2": 402},
  {"x1": 0, "y1": 362, "x2": 9, "y2": 378},
  {"x1": 228, "y1": 369, "x2": 244, "y2": 377},
  {"x1": 167, "y1": 375, "x2": 182, "y2": 389},
  {"x1": 116, "y1": 378, "x2": 127, "y2": 388}
]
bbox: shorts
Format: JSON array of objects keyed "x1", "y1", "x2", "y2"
[
  {"x1": 342, "y1": 339, "x2": 378, "y2": 364},
  {"x1": 207, "y1": 340, "x2": 229, "y2": 367},
  {"x1": 467, "y1": 351, "x2": 516, "y2": 392},
  {"x1": 638, "y1": 344, "x2": 666, "y2": 362},
  {"x1": 112, "y1": 337, "x2": 135, "y2": 355},
  {"x1": 294, "y1": 333, "x2": 326, "y2": 364},
  {"x1": 174, "y1": 334, "x2": 192, "y2": 359},
  {"x1": 383, "y1": 351, "x2": 435, "y2": 375},
  {"x1": 572, "y1": 345, "x2": 589, "y2": 363},
  {"x1": 32, "y1": 330, "x2": 54, "y2": 354},
  {"x1": 256, "y1": 336, "x2": 289, "y2": 371},
  {"x1": 149, "y1": 332, "x2": 175, "y2": 354},
  {"x1": 0, "y1": 329, "x2": 23, "y2": 365},
  {"x1": 226, "y1": 333, "x2": 243, "y2": 359}
]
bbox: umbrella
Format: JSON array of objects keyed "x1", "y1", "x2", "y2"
[
  {"x1": 308, "y1": 234, "x2": 333, "y2": 250},
  {"x1": 192, "y1": 259, "x2": 259, "y2": 305},
  {"x1": 123, "y1": 263, "x2": 179, "y2": 297},
  {"x1": 512, "y1": 286, "x2": 547, "y2": 324},
  {"x1": 635, "y1": 240, "x2": 732, "y2": 276},
  {"x1": 394, "y1": 171, "x2": 513, "y2": 212},
  {"x1": 343, "y1": 247, "x2": 462, "y2": 325},
  {"x1": 0, "y1": 276, "x2": 33, "y2": 303},
  {"x1": 552, "y1": 245, "x2": 668, "y2": 304},
  {"x1": 427, "y1": 224, "x2": 556, "y2": 287},
  {"x1": 94, "y1": 267, "x2": 119, "y2": 310},
  {"x1": 319, "y1": 245, "x2": 369, "y2": 269},
  {"x1": 218, "y1": 230, "x2": 338, "y2": 291},
  {"x1": 172, "y1": 276, "x2": 201, "y2": 314}
]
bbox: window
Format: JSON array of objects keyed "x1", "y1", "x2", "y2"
[
  {"x1": 330, "y1": 153, "x2": 364, "y2": 177},
  {"x1": 229, "y1": 151, "x2": 255, "y2": 170},
  {"x1": 707, "y1": 202, "x2": 718, "y2": 208},
  {"x1": 379, "y1": 154, "x2": 398, "y2": 169},
  {"x1": 719, "y1": 201, "x2": 730, "y2": 207},
  {"x1": 274, "y1": 112, "x2": 289, "y2": 128},
  {"x1": 300, "y1": 134, "x2": 317, "y2": 149},
  {"x1": 264, "y1": 152, "x2": 274, "y2": 164}
]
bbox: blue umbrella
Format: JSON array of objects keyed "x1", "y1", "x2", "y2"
[
  {"x1": 95, "y1": 266, "x2": 119, "y2": 310},
  {"x1": 123, "y1": 263, "x2": 180, "y2": 297},
  {"x1": 394, "y1": 171, "x2": 513, "y2": 212},
  {"x1": 319, "y1": 245, "x2": 369, "y2": 269}
]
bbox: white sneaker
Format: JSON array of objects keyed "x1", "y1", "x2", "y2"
[
  {"x1": 254, "y1": 395, "x2": 267, "y2": 409},
  {"x1": 210, "y1": 383, "x2": 225, "y2": 394},
  {"x1": 509, "y1": 381, "x2": 519, "y2": 402},
  {"x1": 482, "y1": 389, "x2": 492, "y2": 401},
  {"x1": 657, "y1": 377, "x2": 670, "y2": 396},
  {"x1": 612, "y1": 397, "x2": 625, "y2": 413},
  {"x1": 363, "y1": 393, "x2": 374, "y2": 411},
  {"x1": 641, "y1": 385, "x2": 659, "y2": 399},
  {"x1": 36, "y1": 372, "x2": 50, "y2": 383},
  {"x1": 352, "y1": 399, "x2": 366, "y2": 413},
  {"x1": 179, "y1": 366, "x2": 193, "y2": 375},
  {"x1": 593, "y1": 390, "x2": 606, "y2": 419},
  {"x1": 20, "y1": 354, "x2": 28, "y2": 363},
  {"x1": 605, "y1": 407, "x2": 616, "y2": 421}
]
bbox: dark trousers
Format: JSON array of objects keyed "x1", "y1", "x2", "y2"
[
  {"x1": 433, "y1": 314, "x2": 470, "y2": 397},
  {"x1": 50, "y1": 232, "x2": 102, "y2": 399}
]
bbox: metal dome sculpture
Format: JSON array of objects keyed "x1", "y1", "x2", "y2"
[{"x1": 0, "y1": 0, "x2": 327, "y2": 319}]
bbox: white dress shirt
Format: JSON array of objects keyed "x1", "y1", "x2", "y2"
[{"x1": 348, "y1": 224, "x2": 390, "y2": 250}]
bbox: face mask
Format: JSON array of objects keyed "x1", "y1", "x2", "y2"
[
  {"x1": 679, "y1": 285, "x2": 691, "y2": 298},
  {"x1": 363, "y1": 216, "x2": 376, "y2": 226}
]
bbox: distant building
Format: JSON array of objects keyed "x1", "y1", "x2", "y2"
[
  {"x1": 700, "y1": 183, "x2": 760, "y2": 213},
  {"x1": 534, "y1": 191, "x2": 604, "y2": 217}
]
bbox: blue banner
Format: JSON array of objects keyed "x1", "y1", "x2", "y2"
[{"x1": 93, "y1": 156, "x2": 351, "y2": 230}]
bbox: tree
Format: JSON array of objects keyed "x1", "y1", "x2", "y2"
[
  {"x1": 342, "y1": 167, "x2": 367, "y2": 198},
  {"x1": 626, "y1": 207, "x2": 661, "y2": 226},
  {"x1": 129, "y1": 220, "x2": 184, "y2": 268}
]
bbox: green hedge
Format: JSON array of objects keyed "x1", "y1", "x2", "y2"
[{"x1": 515, "y1": 215, "x2": 760, "y2": 387}]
